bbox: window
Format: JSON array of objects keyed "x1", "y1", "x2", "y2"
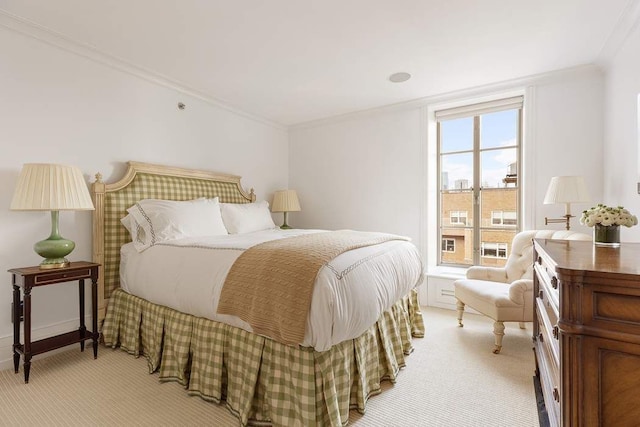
[
  {"x1": 491, "y1": 211, "x2": 517, "y2": 226},
  {"x1": 437, "y1": 96, "x2": 522, "y2": 267},
  {"x1": 450, "y1": 211, "x2": 467, "y2": 225},
  {"x1": 442, "y1": 238, "x2": 455, "y2": 252},
  {"x1": 481, "y1": 242, "x2": 508, "y2": 258}
]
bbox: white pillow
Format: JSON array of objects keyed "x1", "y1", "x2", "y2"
[
  {"x1": 120, "y1": 214, "x2": 148, "y2": 248},
  {"x1": 220, "y1": 200, "x2": 277, "y2": 234},
  {"x1": 127, "y1": 197, "x2": 228, "y2": 251}
]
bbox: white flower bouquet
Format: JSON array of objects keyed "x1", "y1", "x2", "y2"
[{"x1": 580, "y1": 204, "x2": 638, "y2": 228}]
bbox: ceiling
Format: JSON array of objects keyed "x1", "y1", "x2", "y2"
[{"x1": 0, "y1": 0, "x2": 633, "y2": 126}]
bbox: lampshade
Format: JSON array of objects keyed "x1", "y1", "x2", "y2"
[
  {"x1": 271, "y1": 190, "x2": 301, "y2": 213},
  {"x1": 543, "y1": 176, "x2": 590, "y2": 205},
  {"x1": 11, "y1": 163, "x2": 94, "y2": 211}
]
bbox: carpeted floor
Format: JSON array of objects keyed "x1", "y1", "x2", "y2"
[{"x1": 0, "y1": 307, "x2": 539, "y2": 426}]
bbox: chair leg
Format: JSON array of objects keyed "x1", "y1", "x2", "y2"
[
  {"x1": 519, "y1": 322, "x2": 526, "y2": 329},
  {"x1": 493, "y1": 321, "x2": 505, "y2": 354},
  {"x1": 456, "y1": 300, "x2": 465, "y2": 327}
]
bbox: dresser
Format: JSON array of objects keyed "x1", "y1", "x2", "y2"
[{"x1": 533, "y1": 238, "x2": 640, "y2": 426}]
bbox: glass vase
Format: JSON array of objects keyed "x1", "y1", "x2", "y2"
[{"x1": 594, "y1": 224, "x2": 620, "y2": 247}]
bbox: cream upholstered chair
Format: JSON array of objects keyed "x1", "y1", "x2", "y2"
[{"x1": 454, "y1": 230, "x2": 591, "y2": 354}]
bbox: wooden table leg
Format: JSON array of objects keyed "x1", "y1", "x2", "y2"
[
  {"x1": 79, "y1": 279, "x2": 85, "y2": 352},
  {"x1": 91, "y1": 275, "x2": 98, "y2": 359},
  {"x1": 12, "y1": 281, "x2": 20, "y2": 374},
  {"x1": 23, "y1": 286, "x2": 31, "y2": 384}
]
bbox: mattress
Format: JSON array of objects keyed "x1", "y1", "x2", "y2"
[{"x1": 120, "y1": 229, "x2": 423, "y2": 351}]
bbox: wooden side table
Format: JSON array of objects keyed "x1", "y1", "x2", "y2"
[{"x1": 9, "y1": 261, "x2": 100, "y2": 383}]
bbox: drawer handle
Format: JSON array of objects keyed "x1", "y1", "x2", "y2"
[
  {"x1": 537, "y1": 256, "x2": 542, "y2": 265},
  {"x1": 539, "y1": 290, "x2": 544, "y2": 299},
  {"x1": 538, "y1": 332, "x2": 544, "y2": 342},
  {"x1": 551, "y1": 276, "x2": 558, "y2": 289},
  {"x1": 553, "y1": 325, "x2": 559, "y2": 340},
  {"x1": 553, "y1": 387, "x2": 559, "y2": 402}
]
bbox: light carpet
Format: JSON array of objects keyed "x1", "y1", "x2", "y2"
[{"x1": 0, "y1": 307, "x2": 539, "y2": 426}]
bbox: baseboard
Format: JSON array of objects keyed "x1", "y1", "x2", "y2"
[{"x1": 0, "y1": 315, "x2": 93, "y2": 372}]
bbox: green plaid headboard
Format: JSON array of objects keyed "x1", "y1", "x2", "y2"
[{"x1": 91, "y1": 161, "x2": 255, "y2": 321}]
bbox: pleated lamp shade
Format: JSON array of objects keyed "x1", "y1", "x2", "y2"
[
  {"x1": 271, "y1": 189, "x2": 300, "y2": 230},
  {"x1": 271, "y1": 190, "x2": 301, "y2": 213},
  {"x1": 10, "y1": 164, "x2": 94, "y2": 211}
]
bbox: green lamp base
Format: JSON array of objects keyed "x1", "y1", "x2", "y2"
[
  {"x1": 33, "y1": 211, "x2": 76, "y2": 269},
  {"x1": 280, "y1": 211, "x2": 293, "y2": 230},
  {"x1": 34, "y1": 237, "x2": 75, "y2": 269}
]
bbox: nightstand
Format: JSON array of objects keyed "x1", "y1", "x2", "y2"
[{"x1": 9, "y1": 261, "x2": 100, "y2": 383}]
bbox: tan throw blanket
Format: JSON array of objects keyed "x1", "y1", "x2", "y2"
[{"x1": 217, "y1": 230, "x2": 409, "y2": 346}]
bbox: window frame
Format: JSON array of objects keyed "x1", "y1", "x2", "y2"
[
  {"x1": 449, "y1": 210, "x2": 468, "y2": 226},
  {"x1": 491, "y1": 210, "x2": 517, "y2": 226},
  {"x1": 436, "y1": 97, "x2": 523, "y2": 267},
  {"x1": 442, "y1": 238, "x2": 456, "y2": 252},
  {"x1": 480, "y1": 242, "x2": 508, "y2": 259}
]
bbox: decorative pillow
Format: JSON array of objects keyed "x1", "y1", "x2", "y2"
[
  {"x1": 220, "y1": 200, "x2": 277, "y2": 234},
  {"x1": 127, "y1": 197, "x2": 228, "y2": 251}
]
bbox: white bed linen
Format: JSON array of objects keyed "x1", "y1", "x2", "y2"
[{"x1": 120, "y1": 229, "x2": 423, "y2": 351}]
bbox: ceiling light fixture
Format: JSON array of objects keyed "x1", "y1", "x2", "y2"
[{"x1": 389, "y1": 72, "x2": 411, "y2": 83}]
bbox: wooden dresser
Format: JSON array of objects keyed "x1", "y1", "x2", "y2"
[{"x1": 533, "y1": 238, "x2": 640, "y2": 426}]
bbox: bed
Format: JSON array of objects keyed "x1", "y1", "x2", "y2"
[{"x1": 93, "y1": 161, "x2": 425, "y2": 426}]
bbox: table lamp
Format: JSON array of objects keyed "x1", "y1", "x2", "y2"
[
  {"x1": 271, "y1": 189, "x2": 301, "y2": 229},
  {"x1": 543, "y1": 176, "x2": 590, "y2": 230},
  {"x1": 10, "y1": 163, "x2": 95, "y2": 269}
]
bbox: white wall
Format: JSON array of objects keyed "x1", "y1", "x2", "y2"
[
  {"x1": 603, "y1": 21, "x2": 640, "y2": 242},
  {"x1": 531, "y1": 69, "x2": 604, "y2": 231},
  {"x1": 0, "y1": 27, "x2": 288, "y2": 365},
  {"x1": 289, "y1": 109, "x2": 423, "y2": 240},
  {"x1": 290, "y1": 66, "x2": 604, "y2": 268}
]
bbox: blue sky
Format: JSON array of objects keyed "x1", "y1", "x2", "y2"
[{"x1": 440, "y1": 109, "x2": 518, "y2": 188}]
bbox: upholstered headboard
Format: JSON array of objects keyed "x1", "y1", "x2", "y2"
[{"x1": 91, "y1": 161, "x2": 255, "y2": 321}]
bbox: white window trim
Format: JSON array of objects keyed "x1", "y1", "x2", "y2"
[
  {"x1": 480, "y1": 242, "x2": 508, "y2": 259},
  {"x1": 449, "y1": 210, "x2": 468, "y2": 225},
  {"x1": 491, "y1": 210, "x2": 517, "y2": 226},
  {"x1": 442, "y1": 238, "x2": 456, "y2": 252},
  {"x1": 437, "y1": 98, "x2": 521, "y2": 265},
  {"x1": 423, "y1": 86, "x2": 534, "y2": 272},
  {"x1": 491, "y1": 211, "x2": 503, "y2": 225}
]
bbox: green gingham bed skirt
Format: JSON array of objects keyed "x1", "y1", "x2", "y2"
[{"x1": 102, "y1": 288, "x2": 424, "y2": 427}]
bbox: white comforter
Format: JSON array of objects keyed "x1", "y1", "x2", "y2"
[{"x1": 120, "y1": 229, "x2": 423, "y2": 351}]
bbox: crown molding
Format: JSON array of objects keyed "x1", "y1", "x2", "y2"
[
  {"x1": 0, "y1": 9, "x2": 286, "y2": 131},
  {"x1": 0, "y1": 6, "x2": 615, "y2": 134},
  {"x1": 596, "y1": 0, "x2": 640, "y2": 68},
  {"x1": 290, "y1": 64, "x2": 602, "y2": 131}
]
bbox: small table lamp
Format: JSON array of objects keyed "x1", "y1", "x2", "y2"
[
  {"x1": 10, "y1": 164, "x2": 95, "y2": 269},
  {"x1": 271, "y1": 189, "x2": 301, "y2": 229},
  {"x1": 543, "y1": 176, "x2": 590, "y2": 230}
]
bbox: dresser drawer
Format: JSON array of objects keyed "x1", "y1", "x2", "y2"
[
  {"x1": 535, "y1": 337, "x2": 560, "y2": 427},
  {"x1": 535, "y1": 302, "x2": 560, "y2": 427},
  {"x1": 534, "y1": 255, "x2": 559, "y2": 309},
  {"x1": 536, "y1": 297, "x2": 559, "y2": 366},
  {"x1": 33, "y1": 268, "x2": 93, "y2": 286}
]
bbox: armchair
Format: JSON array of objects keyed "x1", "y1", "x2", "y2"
[{"x1": 454, "y1": 229, "x2": 591, "y2": 354}]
